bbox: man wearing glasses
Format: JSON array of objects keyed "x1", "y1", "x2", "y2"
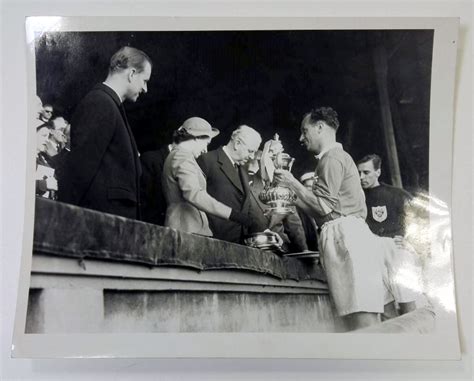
[
  {"x1": 39, "y1": 104, "x2": 54, "y2": 124},
  {"x1": 198, "y1": 125, "x2": 264, "y2": 243}
]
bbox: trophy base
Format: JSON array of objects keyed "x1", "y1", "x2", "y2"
[
  {"x1": 259, "y1": 184, "x2": 297, "y2": 216},
  {"x1": 267, "y1": 205, "x2": 294, "y2": 215}
]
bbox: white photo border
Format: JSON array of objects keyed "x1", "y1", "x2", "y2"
[{"x1": 12, "y1": 16, "x2": 461, "y2": 359}]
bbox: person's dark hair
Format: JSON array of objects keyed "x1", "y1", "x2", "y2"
[
  {"x1": 172, "y1": 128, "x2": 209, "y2": 144},
  {"x1": 357, "y1": 154, "x2": 382, "y2": 171},
  {"x1": 305, "y1": 106, "x2": 340, "y2": 131},
  {"x1": 109, "y1": 46, "x2": 152, "y2": 74},
  {"x1": 36, "y1": 123, "x2": 52, "y2": 132}
]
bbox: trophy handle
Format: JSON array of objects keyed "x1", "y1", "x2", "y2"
[{"x1": 288, "y1": 157, "x2": 295, "y2": 172}]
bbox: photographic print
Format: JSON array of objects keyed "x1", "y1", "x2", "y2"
[{"x1": 12, "y1": 16, "x2": 460, "y2": 359}]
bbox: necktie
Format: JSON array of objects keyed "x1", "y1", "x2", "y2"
[{"x1": 238, "y1": 165, "x2": 250, "y2": 194}]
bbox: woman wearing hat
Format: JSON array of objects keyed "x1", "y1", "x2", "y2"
[{"x1": 162, "y1": 117, "x2": 252, "y2": 236}]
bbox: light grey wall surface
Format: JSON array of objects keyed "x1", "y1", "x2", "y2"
[{"x1": 26, "y1": 255, "x2": 340, "y2": 334}]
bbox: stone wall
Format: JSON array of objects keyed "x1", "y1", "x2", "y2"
[{"x1": 26, "y1": 254, "x2": 344, "y2": 333}]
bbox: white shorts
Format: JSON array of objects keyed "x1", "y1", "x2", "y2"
[
  {"x1": 319, "y1": 216, "x2": 385, "y2": 316},
  {"x1": 378, "y1": 237, "x2": 425, "y2": 305}
]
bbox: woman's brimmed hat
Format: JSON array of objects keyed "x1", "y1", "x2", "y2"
[{"x1": 179, "y1": 117, "x2": 219, "y2": 138}]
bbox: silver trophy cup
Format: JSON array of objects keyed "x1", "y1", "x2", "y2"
[{"x1": 259, "y1": 135, "x2": 296, "y2": 215}]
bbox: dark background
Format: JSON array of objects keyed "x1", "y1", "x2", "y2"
[{"x1": 35, "y1": 29, "x2": 433, "y2": 192}]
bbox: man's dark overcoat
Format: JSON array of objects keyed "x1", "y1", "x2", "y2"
[
  {"x1": 198, "y1": 147, "x2": 265, "y2": 243},
  {"x1": 59, "y1": 83, "x2": 141, "y2": 219}
]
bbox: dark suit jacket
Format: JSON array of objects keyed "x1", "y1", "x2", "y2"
[
  {"x1": 140, "y1": 146, "x2": 171, "y2": 225},
  {"x1": 58, "y1": 83, "x2": 142, "y2": 219},
  {"x1": 198, "y1": 147, "x2": 265, "y2": 243}
]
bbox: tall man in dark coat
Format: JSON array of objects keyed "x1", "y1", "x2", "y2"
[
  {"x1": 197, "y1": 125, "x2": 264, "y2": 243},
  {"x1": 59, "y1": 46, "x2": 152, "y2": 219}
]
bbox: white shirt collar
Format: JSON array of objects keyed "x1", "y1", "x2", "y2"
[
  {"x1": 102, "y1": 82, "x2": 123, "y2": 103},
  {"x1": 315, "y1": 142, "x2": 343, "y2": 160},
  {"x1": 222, "y1": 146, "x2": 237, "y2": 167}
]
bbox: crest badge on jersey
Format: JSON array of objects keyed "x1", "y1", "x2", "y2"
[{"x1": 372, "y1": 205, "x2": 387, "y2": 222}]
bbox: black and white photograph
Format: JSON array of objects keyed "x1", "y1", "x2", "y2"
[{"x1": 11, "y1": 16, "x2": 461, "y2": 359}]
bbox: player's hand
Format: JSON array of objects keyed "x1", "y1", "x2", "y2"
[
  {"x1": 394, "y1": 235, "x2": 411, "y2": 251},
  {"x1": 273, "y1": 169, "x2": 295, "y2": 187},
  {"x1": 394, "y1": 235, "x2": 418, "y2": 255}
]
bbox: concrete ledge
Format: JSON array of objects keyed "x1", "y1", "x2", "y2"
[
  {"x1": 31, "y1": 254, "x2": 328, "y2": 293},
  {"x1": 27, "y1": 254, "x2": 345, "y2": 333},
  {"x1": 33, "y1": 198, "x2": 326, "y2": 282}
]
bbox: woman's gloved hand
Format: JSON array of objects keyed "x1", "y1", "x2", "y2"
[{"x1": 263, "y1": 229, "x2": 284, "y2": 247}]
